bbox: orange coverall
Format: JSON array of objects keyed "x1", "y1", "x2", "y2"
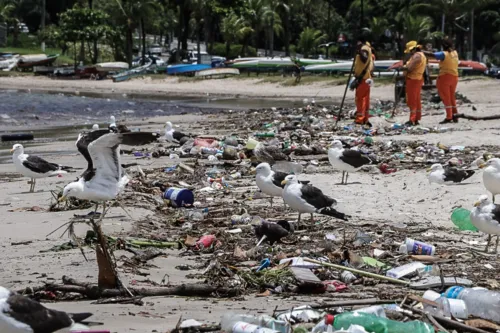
[
  {"x1": 436, "y1": 50, "x2": 459, "y2": 120},
  {"x1": 405, "y1": 51, "x2": 427, "y2": 123},
  {"x1": 354, "y1": 45, "x2": 373, "y2": 124}
]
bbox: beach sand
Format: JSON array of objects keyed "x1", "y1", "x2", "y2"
[{"x1": 0, "y1": 76, "x2": 499, "y2": 332}]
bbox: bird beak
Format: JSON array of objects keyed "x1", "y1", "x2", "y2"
[
  {"x1": 58, "y1": 195, "x2": 67, "y2": 202},
  {"x1": 426, "y1": 167, "x2": 432, "y2": 172},
  {"x1": 9, "y1": 149, "x2": 14, "y2": 153},
  {"x1": 281, "y1": 180, "x2": 287, "y2": 185},
  {"x1": 473, "y1": 201, "x2": 480, "y2": 207},
  {"x1": 478, "y1": 163, "x2": 486, "y2": 169}
]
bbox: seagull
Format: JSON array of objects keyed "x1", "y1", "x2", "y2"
[
  {"x1": 480, "y1": 158, "x2": 500, "y2": 203},
  {"x1": 254, "y1": 220, "x2": 293, "y2": 246},
  {"x1": 328, "y1": 140, "x2": 374, "y2": 185},
  {"x1": 255, "y1": 162, "x2": 309, "y2": 207},
  {"x1": 281, "y1": 175, "x2": 349, "y2": 226},
  {"x1": 92, "y1": 124, "x2": 99, "y2": 130},
  {"x1": 109, "y1": 115, "x2": 116, "y2": 130},
  {"x1": 470, "y1": 195, "x2": 500, "y2": 253},
  {"x1": 253, "y1": 142, "x2": 290, "y2": 165},
  {"x1": 427, "y1": 163, "x2": 475, "y2": 185},
  {"x1": 165, "y1": 121, "x2": 189, "y2": 144},
  {"x1": 0, "y1": 286, "x2": 92, "y2": 333},
  {"x1": 11, "y1": 144, "x2": 71, "y2": 193},
  {"x1": 60, "y1": 130, "x2": 159, "y2": 220}
]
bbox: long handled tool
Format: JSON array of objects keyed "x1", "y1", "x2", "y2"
[{"x1": 334, "y1": 56, "x2": 357, "y2": 128}]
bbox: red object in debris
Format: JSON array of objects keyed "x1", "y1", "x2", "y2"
[
  {"x1": 321, "y1": 280, "x2": 348, "y2": 292},
  {"x1": 195, "y1": 235, "x2": 216, "y2": 250},
  {"x1": 379, "y1": 163, "x2": 397, "y2": 174},
  {"x1": 194, "y1": 138, "x2": 218, "y2": 148}
]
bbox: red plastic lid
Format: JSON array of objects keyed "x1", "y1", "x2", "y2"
[{"x1": 325, "y1": 314, "x2": 334, "y2": 325}]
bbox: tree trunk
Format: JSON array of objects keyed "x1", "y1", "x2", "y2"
[
  {"x1": 226, "y1": 41, "x2": 230, "y2": 58},
  {"x1": 269, "y1": 17, "x2": 275, "y2": 57},
  {"x1": 196, "y1": 21, "x2": 201, "y2": 63},
  {"x1": 93, "y1": 40, "x2": 98, "y2": 64},
  {"x1": 126, "y1": 24, "x2": 133, "y2": 67},
  {"x1": 141, "y1": 17, "x2": 147, "y2": 65},
  {"x1": 88, "y1": 0, "x2": 93, "y2": 8},
  {"x1": 79, "y1": 41, "x2": 85, "y2": 64},
  {"x1": 12, "y1": 25, "x2": 19, "y2": 47},
  {"x1": 284, "y1": 13, "x2": 290, "y2": 56}
]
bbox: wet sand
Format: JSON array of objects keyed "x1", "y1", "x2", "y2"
[{"x1": 0, "y1": 77, "x2": 499, "y2": 332}]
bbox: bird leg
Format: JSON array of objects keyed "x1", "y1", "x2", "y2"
[
  {"x1": 341, "y1": 171, "x2": 345, "y2": 185},
  {"x1": 97, "y1": 202, "x2": 108, "y2": 224},
  {"x1": 297, "y1": 213, "x2": 301, "y2": 230},
  {"x1": 495, "y1": 235, "x2": 499, "y2": 255},
  {"x1": 345, "y1": 172, "x2": 349, "y2": 185},
  {"x1": 310, "y1": 213, "x2": 314, "y2": 224},
  {"x1": 256, "y1": 235, "x2": 267, "y2": 247},
  {"x1": 29, "y1": 178, "x2": 35, "y2": 192},
  {"x1": 270, "y1": 196, "x2": 273, "y2": 208},
  {"x1": 485, "y1": 234, "x2": 492, "y2": 253}
]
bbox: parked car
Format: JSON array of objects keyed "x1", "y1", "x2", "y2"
[
  {"x1": 132, "y1": 55, "x2": 165, "y2": 67},
  {"x1": 486, "y1": 65, "x2": 500, "y2": 79},
  {"x1": 148, "y1": 44, "x2": 163, "y2": 56}
]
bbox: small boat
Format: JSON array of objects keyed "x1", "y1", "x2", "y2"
[
  {"x1": 166, "y1": 64, "x2": 211, "y2": 75},
  {"x1": 305, "y1": 60, "x2": 399, "y2": 73},
  {"x1": 230, "y1": 58, "x2": 295, "y2": 69},
  {"x1": 388, "y1": 59, "x2": 487, "y2": 72},
  {"x1": 95, "y1": 62, "x2": 129, "y2": 73},
  {"x1": 0, "y1": 54, "x2": 19, "y2": 71},
  {"x1": 194, "y1": 67, "x2": 240, "y2": 78},
  {"x1": 17, "y1": 54, "x2": 59, "y2": 69},
  {"x1": 296, "y1": 58, "x2": 335, "y2": 67},
  {"x1": 112, "y1": 59, "x2": 152, "y2": 82}
]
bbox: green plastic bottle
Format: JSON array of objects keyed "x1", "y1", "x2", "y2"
[
  {"x1": 450, "y1": 208, "x2": 478, "y2": 231},
  {"x1": 331, "y1": 312, "x2": 435, "y2": 333}
]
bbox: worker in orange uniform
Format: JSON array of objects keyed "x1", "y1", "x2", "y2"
[
  {"x1": 403, "y1": 41, "x2": 427, "y2": 126},
  {"x1": 350, "y1": 37, "x2": 374, "y2": 127},
  {"x1": 425, "y1": 39, "x2": 459, "y2": 124}
]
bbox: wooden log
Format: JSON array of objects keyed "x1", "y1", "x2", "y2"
[{"x1": 454, "y1": 113, "x2": 500, "y2": 121}]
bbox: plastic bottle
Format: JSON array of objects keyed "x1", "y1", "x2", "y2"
[
  {"x1": 331, "y1": 312, "x2": 435, "y2": 333},
  {"x1": 399, "y1": 238, "x2": 436, "y2": 255},
  {"x1": 185, "y1": 208, "x2": 208, "y2": 221},
  {"x1": 220, "y1": 313, "x2": 285, "y2": 333},
  {"x1": 254, "y1": 132, "x2": 276, "y2": 138},
  {"x1": 423, "y1": 290, "x2": 468, "y2": 319},
  {"x1": 312, "y1": 314, "x2": 334, "y2": 333},
  {"x1": 444, "y1": 286, "x2": 500, "y2": 323},
  {"x1": 450, "y1": 208, "x2": 478, "y2": 231},
  {"x1": 353, "y1": 306, "x2": 387, "y2": 318}
]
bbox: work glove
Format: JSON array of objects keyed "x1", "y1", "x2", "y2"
[{"x1": 366, "y1": 78, "x2": 373, "y2": 87}]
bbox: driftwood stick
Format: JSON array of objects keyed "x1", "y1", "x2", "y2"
[
  {"x1": 44, "y1": 282, "x2": 239, "y2": 299},
  {"x1": 454, "y1": 113, "x2": 500, "y2": 121},
  {"x1": 276, "y1": 298, "x2": 401, "y2": 311}
]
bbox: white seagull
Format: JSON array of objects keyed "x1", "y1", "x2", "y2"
[
  {"x1": 11, "y1": 144, "x2": 70, "y2": 193},
  {"x1": 0, "y1": 286, "x2": 92, "y2": 333},
  {"x1": 427, "y1": 163, "x2": 475, "y2": 185},
  {"x1": 255, "y1": 162, "x2": 308, "y2": 207},
  {"x1": 92, "y1": 124, "x2": 99, "y2": 130},
  {"x1": 470, "y1": 195, "x2": 500, "y2": 253},
  {"x1": 109, "y1": 116, "x2": 116, "y2": 130},
  {"x1": 481, "y1": 158, "x2": 500, "y2": 203},
  {"x1": 328, "y1": 140, "x2": 374, "y2": 185},
  {"x1": 281, "y1": 175, "x2": 349, "y2": 226},
  {"x1": 165, "y1": 121, "x2": 190, "y2": 144},
  {"x1": 60, "y1": 129, "x2": 159, "y2": 219}
]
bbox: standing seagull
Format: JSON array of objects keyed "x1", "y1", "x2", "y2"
[
  {"x1": 255, "y1": 162, "x2": 308, "y2": 207},
  {"x1": 281, "y1": 175, "x2": 349, "y2": 226},
  {"x1": 60, "y1": 130, "x2": 159, "y2": 220},
  {"x1": 253, "y1": 142, "x2": 290, "y2": 165},
  {"x1": 427, "y1": 163, "x2": 475, "y2": 185},
  {"x1": 328, "y1": 140, "x2": 374, "y2": 185},
  {"x1": 109, "y1": 116, "x2": 117, "y2": 131},
  {"x1": 481, "y1": 158, "x2": 500, "y2": 203},
  {"x1": 165, "y1": 121, "x2": 189, "y2": 144},
  {"x1": 470, "y1": 195, "x2": 500, "y2": 253},
  {"x1": 11, "y1": 144, "x2": 71, "y2": 193},
  {"x1": 91, "y1": 124, "x2": 99, "y2": 130},
  {"x1": 0, "y1": 286, "x2": 92, "y2": 333}
]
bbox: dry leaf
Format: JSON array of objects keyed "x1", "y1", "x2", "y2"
[
  {"x1": 184, "y1": 235, "x2": 197, "y2": 247},
  {"x1": 233, "y1": 245, "x2": 247, "y2": 260},
  {"x1": 256, "y1": 289, "x2": 271, "y2": 297}
]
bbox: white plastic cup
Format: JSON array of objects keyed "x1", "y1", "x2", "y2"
[
  {"x1": 246, "y1": 138, "x2": 259, "y2": 150},
  {"x1": 423, "y1": 290, "x2": 441, "y2": 302},
  {"x1": 447, "y1": 299, "x2": 469, "y2": 319},
  {"x1": 405, "y1": 238, "x2": 436, "y2": 255}
]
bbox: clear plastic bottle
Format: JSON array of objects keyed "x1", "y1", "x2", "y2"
[
  {"x1": 311, "y1": 314, "x2": 334, "y2": 333},
  {"x1": 221, "y1": 313, "x2": 284, "y2": 333},
  {"x1": 332, "y1": 312, "x2": 434, "y2": 333},
  {"x1": 445, "y1": 286, "x2": 500, "y2": 323}
]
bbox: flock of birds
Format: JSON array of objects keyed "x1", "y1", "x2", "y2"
[{"x1": 3, "y1": 117, "x2": 500, "y2": 331}]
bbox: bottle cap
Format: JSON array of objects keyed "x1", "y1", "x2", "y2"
[{"x1": 324, "y1": 314, "x2": 334, "y2": 325}]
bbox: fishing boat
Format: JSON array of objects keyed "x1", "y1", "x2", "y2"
[
  {"x1": 95, "y1": 62, "x2": 129, "y2": 73},
  {"x1": 230, "y1": 57, "x2": 295, "y2": 69},
  {"x1": 305, "y1": 59, "x2": 399, "y2": 73},
  {"x1": 388, "y1": 59, "x2": 487, "y2": 72},
  {"x1": 112, "y1": 59, "x2": 152, "y2": 82},
  {"x1": 295, "y1": 58, "x2": 335, "y2": 67},
  {"x1": 194, "y1": 67, "x2": 240, "y2": 78},
  {"x1": 17, "y1": 54, "x2": 59, "y2": 69},
  {"x1": 166, "y1": 63, "x2": 211, "y2": 75}
]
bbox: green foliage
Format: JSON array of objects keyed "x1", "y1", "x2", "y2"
[
  {"x1": 212, "y1": 42, "x2": 256, "y2": 58},
  {"x1": 298, "y1": 27, "x2": 326, "y2": 58},
  {"x1": 58, "y1": 6, "x2": 111, "y2": 44}
]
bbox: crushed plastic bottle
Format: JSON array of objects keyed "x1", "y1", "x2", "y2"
[
  {"x1": 331, "y1": 312, "x2": 434, "y2": 333},
  {"x1": 221, "y1": 313, "x2": 286, "y2": 333},
  {"x1": 445, "y1": 286, "x2": 500, "y2": 323}
]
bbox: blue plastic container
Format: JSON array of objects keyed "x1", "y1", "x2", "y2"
[{"x1": 163, "y1": 187, "x2": 194, "y2": 207}]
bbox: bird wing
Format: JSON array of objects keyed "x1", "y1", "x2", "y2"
[
  {"x1": 300, "y1": 184, "x2": 336, "y2": 210},
  {"x1": 5, "y1": 294, "x2": 73, "y2": 333},
  {"x1": 444, "y1": 167, "x2": 475, "y2": 183},
  {"x1": 22, "y1": 155, "x2": 60, "y2": 174},
  {"x1": 490, "y1": 204, "x2": 500, "y2": 225},
  {"x1": 173, "y1": 131, "x2": 188, "y2": 142},
  {"x1": 339, "y1": 149, "x2": 372, "y2": 168},
  {"x1": 264, "y1": 146, "x2": 289, "y2": 161},
  {"x1": 272, "y1": 171, "x2": 288, "y2": 188},
  {"x1": 76, "y1": 129, "x2": 111, "y2": 181}
]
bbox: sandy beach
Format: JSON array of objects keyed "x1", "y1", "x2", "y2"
[{"x1": 0, "y1": 75, "x2": 499, "y2": 332}]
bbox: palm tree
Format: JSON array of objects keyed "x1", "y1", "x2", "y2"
[
  {"x1": 365, "y1": 17, "x2": 389, "y2": 45},
  {"x1": 221, "y1": 12, "x2": 241, "y2": 58},
  {"x1": 262, "y1": 0, "x2": 288, "y2": 56},
  {"x1": 402, "y1": 15, "x2": 434, "y2": 42},
  {"x1": 246, "y1": 0, "x2": 265, "y2": 51},
  {"x1": 236, "y1": 15, "x2": 254, "y2": 57},
  {"x1": 190, "y1": 0, "x2": 205, "y2": 63},
  {"x1": 298, "y1": 27, "x2": 326, "y2": 58}
]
